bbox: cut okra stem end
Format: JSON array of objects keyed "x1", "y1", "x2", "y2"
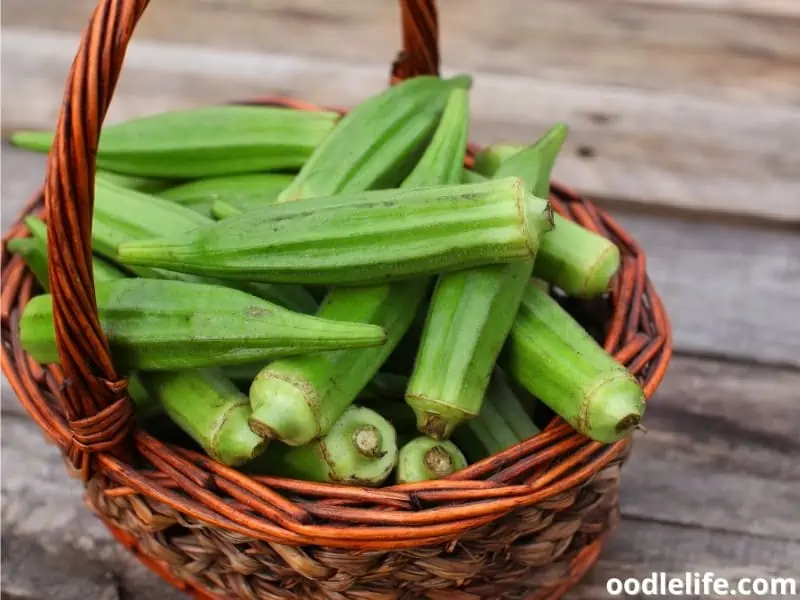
[
  {"x1": 579, "y1": 372, "x2": 646, "y2": 443},
  {"x1": 352, "y1": 425, "x2": 386, "y2": 459},
  {"x1": 396, "y1": 437, "x2": 468, "y2": 483},
  {"x1": 424, "y1": 445, "x2": 456, "y2": 477},
  {"x1": 406, "y1": 393, "x2": 475, "y2": 441},
  {"x1": 248, "y1": 370, "x2": 320, "y2": 446}
]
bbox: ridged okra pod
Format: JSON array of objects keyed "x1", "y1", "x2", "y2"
[
  {"x1": 11, "y1": 105, "x2": 339, "y2": 178},
  {"x1": 276, "y1": 74, "x2": 471, "y2": 202},
  {"x1": 19, "y1": 278, "x2": 386, "y2": 372},
  {"x1": 247, "y1": 88, "x2": 471, "y2": 446},
  {"x1": 91, "y1": 174, "x2": 317, "y2": 313},
  {"x1": 23, "y1": 215, "x2": 127, "y2": 285},
  {"x1": 396, "y1": 437, "x2": 468, "y2": 483},
  {"x1": 12, "y1": 223, "x2": 186, "y2": 425},
  {"x1": 245, "y1": 406, "x2": 398, "y2": 486},
  {"x1": 159, "y1": 173, "x2": 295, "y2": 218},
  {"x1": 502, "y1": 282, "x2": 645, "y2": 443},
  {"x1": 405, "y1": 125, "x2": 565, "y2": 440},
  {"x1": 117, "y1": 177, "x2": 551, "y2": 286},
  {"x1": 452, "y1": 371, "x2": 540, "y2": 462},
  {"x1": 6, "y1": 238, "x2": 51, "y2": 291},
  {"x1": 471, "y1": 138, "x2": 621, "y2": 298},
  {"x1": 138, "y1": 369, "x2": 268, "y2": 466}
]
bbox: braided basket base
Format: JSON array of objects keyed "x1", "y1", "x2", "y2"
[
  {"x1": 2, "y1": 90, "x2": 670, "y2": 599},
  {"x1": 88, "y1": 448, "x2": 626, "y2": 600}
]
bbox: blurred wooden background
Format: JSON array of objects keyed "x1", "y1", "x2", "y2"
[{"x1": 2, "y1": 1, "x2": 799, "y2": 599}]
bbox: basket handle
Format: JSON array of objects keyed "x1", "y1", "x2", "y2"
[{"x1": 43, "y1": 0, "x2": 441, "y2": 479}]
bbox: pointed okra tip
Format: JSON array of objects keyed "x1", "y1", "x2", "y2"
[{"x1": 10, "y1": 130, "x2": 54, "y2": 153}]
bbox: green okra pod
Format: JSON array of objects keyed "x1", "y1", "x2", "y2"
[
  {"x1": 23, "y1": 215, "x2": 128, "y2": 284},
  {"x1": 246, "y1": 88, "x2": 472, "y2": 446},
  {"x1": 276, "y1": 74, "x2": 471, "y2": 202},
  {"x1": 11, "y1": 106, "x2": 339, "y2": 178},
  {"x1": 116, "y1": 177, "x2": 552, "y2": 286},
  {"x1": 245, "y1": 405, "x2": 398, "y2": 486},
  {"x1": 137, "y1": 369, "x2": 268, "y2": 466},
  {"x1": 10, "y1": 228, "x2": 219, "y2": 432},
  {"x1": 471, "y1": 135, "x2": 621, "y2": 298},
  {"x1": 91, "y1": 174, "x2": 317, "y2": 313},
  {"x1": 396, "y1": 437, "x2": 468, "y2": 483},
  {"x1": 451, "y1": 370, "x2": 539, "y2": 462},
  {"x1": 6, "y1": 238, "x2": 51, "y2": 292},
  {"x1": 19, "y1": 278, "x2": 386, "y2": 372},
  {"x1": 405, "y1": 125, "x2": 566, "y2": 440},
  {"x1": 502, "y1": 282, "x2": 645, "y2": 443},
  {"x1": 159, "y1": 173, "x2": 295, "y2": 218},
  {"x1": 95, "y1": 171, "x2": 173, "y2": 194},
  {"x1": 472, "y1": 143, "x2": 524, "y2": 178}
]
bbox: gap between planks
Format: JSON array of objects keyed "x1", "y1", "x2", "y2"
[{"x1": 2, "y1": 26, "x2": 799, "y2": 225}]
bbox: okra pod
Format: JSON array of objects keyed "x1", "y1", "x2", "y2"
[
  {"x1": 245, "y1": 406, "x2": 398, "y2": 486},
  {"x1": 209, "y1": 200, "x2": 242, "y2": 220},
  {"x1": 23, "y1": 215, "x2": 128, "y2": 284},
  {"x1": 11, "y1": 105, "x2": 339, "y2": 178},
  {"x1": 471, "y1": 133, "x2": 621, "y2": 298},
  {"x1": 91, "y1": 174, "x2": 317, "y2": 313},
  {"x1": 159, "y1": 173, "x2": 294, "y2": 218},
  {"x1": 276, "y1": 74, "x2": 471, "y2": 202},
  {"x1": 502, "y1": 282, "x2": 645, "y2": 443},
  {"x1": 117, "y1": 177, "x2": 552, "y2": 286},
  {"x1": 95, "y1": 171, "x2": 173, "y2": 194},
  {"x1": 137, "y1": 369, "x2": 268, "y2": 466},
  {"x1": 451, "y1": 371, "x2": 538, "y2": 462},
  {"x1": 396, "y1": 437, "x2": 468, "y2": 483},
  {"x1": 6, "y1": 238, "x2": 51, "y2": 291},
  {"x1": 246, "y1": 88, "x2": 472, "y2": 446},
  {"x1": 472, "y1": 143, "x2": 524, "y2": 178},
  {"x1": 405, "y1": 125, "x2": 565, "y2": 440},
  {"x1": 19, "y1": 278, "x2": 386, "y2": 372}
]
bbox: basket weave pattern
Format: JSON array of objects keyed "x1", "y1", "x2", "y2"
[{"x1": 0, "y1": 1, "x2": 672, "y2": 598}]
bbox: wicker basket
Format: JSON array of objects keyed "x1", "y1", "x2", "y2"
[{"x1": 1, "y1": 1, "x2": 672, "y2": 598}]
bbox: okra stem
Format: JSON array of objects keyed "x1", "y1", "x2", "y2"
[
  {"x1": 502, "y1": 282, "x2": 645, "y2": 443},
  {"x1": 137, "y1": 369, "x2": 268, "y2": 466},
  {"x1": 396, "y1": 437, "x2": 468, "y2": 483},
  {"x1": 245, "y1": 406, "x2": 398, "y2": 486}
]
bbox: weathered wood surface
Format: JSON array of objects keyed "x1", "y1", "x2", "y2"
[
  {"x1": 4, "y1": 356, "x2": 799, "y2": 599},
  {"x1": 4, "y1": 144, "x2": 798, "y2": 367},
  {"x1": 2, "y1": 0, "x2": 800, "y2": 223}
]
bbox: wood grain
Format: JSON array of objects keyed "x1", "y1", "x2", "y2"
[
  {"x1": 3, "y1": 355, "x2": 799, "y2": 599},
  {"x1": 2, "y1": 0, "x2": 799, "y2": 224}
]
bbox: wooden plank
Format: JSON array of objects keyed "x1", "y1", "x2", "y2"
[
  {"x1": 569, "y1": 522, "x2": 800, "y2": 599},
  {"x1": 4, "y1": 143, "x2": 799, "y2": 366},
  {"x1": 2, "y1": 5, "x2": 799, "y2": 224},
  {"x1": 621, "y1": 356, "x2": 800, "y2": 541},
  {"x1": 4, "y1": 0, "x2": 799, "y2": 105},
  {"x1": 607, "y1": 0, "x2": 800, "y2": 19}
]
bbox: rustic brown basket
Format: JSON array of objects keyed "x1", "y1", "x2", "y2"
[{"x1": 1, "y1": 1, "x2": 672, "y2": 598}]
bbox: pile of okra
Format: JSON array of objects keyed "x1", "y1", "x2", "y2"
[{"x1": 9, "y1": 74, "x2": 645, "y2": 486}]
